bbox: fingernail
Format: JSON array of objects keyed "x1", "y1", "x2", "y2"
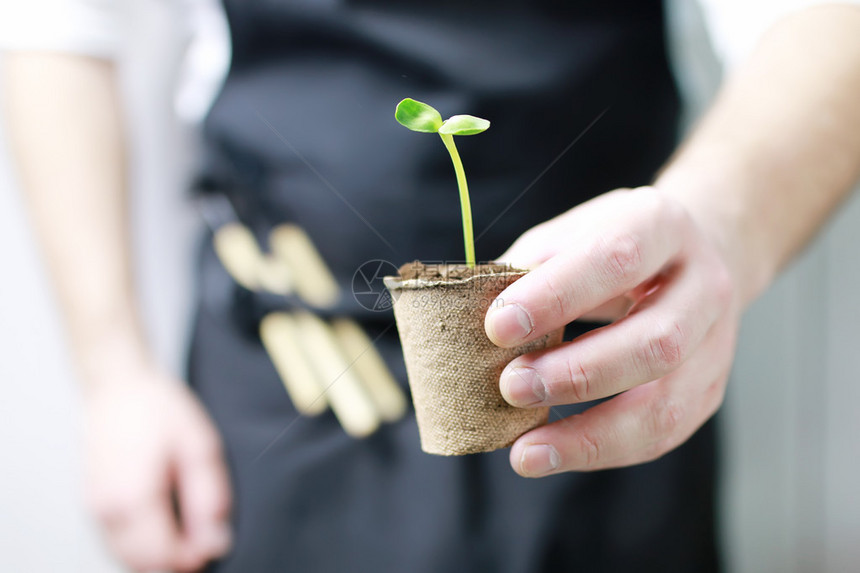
[
  {"x1": 520, "y1": 444, "x2": 561, "y2": 477},
  {"x1": 501, "y1": 366, "x2": 546, "y2": 406},
  {"x1": 488, "y1": 302, "x2": 533, "y2": 345},
  {"x1": 202, "y1": 522, "x2": 232, "y2": 556}
]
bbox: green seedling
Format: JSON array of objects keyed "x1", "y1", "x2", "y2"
[{"x1": 395, "y1": 98, "x2": 490, "y2": 268}]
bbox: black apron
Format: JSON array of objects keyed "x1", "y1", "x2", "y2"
[{"x1": 188, "y1": 1, "x2": 720, "y2": 571}]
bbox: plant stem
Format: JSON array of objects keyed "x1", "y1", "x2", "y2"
[{"x1": 439, "y1": 133, "x2": 476, "y2": 267}]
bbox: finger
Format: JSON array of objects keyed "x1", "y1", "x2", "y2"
[
  {"x1": 175, "y1": 420, "x2": 233, "y2": 565},
  {"x1": 497, "y1": 219, "x2": 566, "y2": 270},
  {"x1": 486, "y1": 189, "x2": 688, "y2": 348},
  {"x1": 499, "y1": 258, "x2": 730, "y2": 407},
  {"x1": 577, "y1": 295, "x2": 633, "y2": 322},
  {"x1": 104, "y1": 491, "x2": 190, "y2": 573},
  {"x1": 508, "y1": 321, "x2": 736, "y2": 476},
  {"x1": 509, "y1": 371, "x2": 725, "y2": 477},
  {"x1": 497, "y1": 190, "x2": 631, "y2": 267}
]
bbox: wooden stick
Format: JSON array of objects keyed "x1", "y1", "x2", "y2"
[
  {"x1": 257, "y1": 255, "x2": 293, "y2": 295},
  {"x1": 331, "y1": 318, "x2": 407, "y2": 423},
  {"x1": 212, "y1": 222, "x2": 266, "y2": 291},
  {"x1": 259, "y1": 312, "x2": 328, "y2": 416},
  {"x1": 269, "y1": 224, "x2": 340, "y2": 308},
  {"x1": 294, "y1": 311, "x2": 380, "y2": 438}
]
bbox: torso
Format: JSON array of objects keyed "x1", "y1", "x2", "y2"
[{"x1": 189, "y1": 2, "x2": 720, "y2": 571}]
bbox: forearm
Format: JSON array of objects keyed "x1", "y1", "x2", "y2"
[
  {"x1": 657, "y1": 4, "x2": 860, "y2": 306},
  {"x1": 3, "y1": 53, "x2": 149, "y2": 385}
]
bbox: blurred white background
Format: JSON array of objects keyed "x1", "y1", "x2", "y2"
[{"x1": 1, "y1": 1, "x2": 858, "y2": 572}]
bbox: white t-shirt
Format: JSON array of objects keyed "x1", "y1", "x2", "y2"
[
  {"x1": 0, "y1": 0, "x2": 124, "y2": 59},
  {"x1": 697, "y1": 0, "x2": 860, "y2": 68}
]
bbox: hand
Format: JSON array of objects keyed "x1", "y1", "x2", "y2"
[
  {"x1": 486, "y1": 187, "x2": 740, "y2": 476},
  {"x1": 83, "y1": 368, "x2": 232, "y2": 572}
]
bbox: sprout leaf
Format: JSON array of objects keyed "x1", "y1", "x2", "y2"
[
  {"x1": 394, "y1": 98, "x2": 491, "y2": 267},
  {"x1": 395, "y1": 98, "x2": 443, "y2": 133},
  {"x1": 438, "y1": 115, "x2": 490, "y2": 136}
]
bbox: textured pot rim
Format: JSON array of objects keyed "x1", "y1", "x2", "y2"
[{"x1": 383, "y1": 268, "x2": 528, "y2": 291}]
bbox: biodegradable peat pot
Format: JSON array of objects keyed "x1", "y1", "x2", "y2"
[{"x1": 384, "y1": 261, "x2": 564, "y2": 455}]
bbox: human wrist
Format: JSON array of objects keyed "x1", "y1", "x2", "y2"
[
  {"x1": 654, "y1": 162, "x2": 777, "y2": 309},
  {"x1": 73, "y1": 318, "x2": 156, "y2": 393}
]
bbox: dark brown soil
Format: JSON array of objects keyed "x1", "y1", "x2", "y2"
[{"x1": 397, "y1": 260, "x2": 522, "y2": 281}]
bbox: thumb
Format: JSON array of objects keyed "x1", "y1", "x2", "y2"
[
  {"x1": 496, "y1": 229, "x2": 556, "y2": 270},
  {"x1": 497, "y1": 190, "x2": 632, "y2": 268},
  {"x1": 175, "y1": 423, "x2": 233, "y2": 564}
]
